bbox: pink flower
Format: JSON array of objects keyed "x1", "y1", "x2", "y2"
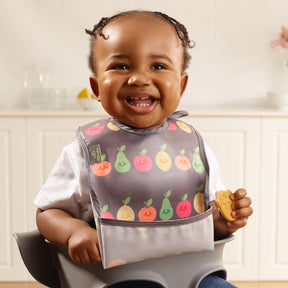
[{"x1": 271, "y1": 26, "x2": 288, "y2": 49}]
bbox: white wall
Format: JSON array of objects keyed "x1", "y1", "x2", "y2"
[{"x1": 0, "y1": 0, "x2": 287, "y2": 109}]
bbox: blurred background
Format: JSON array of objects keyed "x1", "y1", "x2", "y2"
[{"x1": 1, "y1": 0, "x2": 287, "y2": 110}]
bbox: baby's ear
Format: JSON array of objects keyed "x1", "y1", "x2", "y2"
[
  {"x1": 180, "y1": 72, "x2": 188, "y2": 97},
  {"x1": 89, "y1": 75, "x2": 100, "y2": 101}
]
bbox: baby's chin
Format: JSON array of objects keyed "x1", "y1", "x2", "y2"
[{"x1": 116, "y1": 116, "x2": 167, "y2": 130}]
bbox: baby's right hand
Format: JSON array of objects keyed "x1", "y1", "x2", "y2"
[{"x1": 67, "y1": 226, "x2": 101, "y2": 264}]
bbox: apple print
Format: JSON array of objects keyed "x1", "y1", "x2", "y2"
[
  {"x1": 176, "y1": 193, "x2": 192, "y2": 218},
  {"x1": 134, "y1": 149, "x2": 153, "y2": 172},
  {"x1": 168, "y1": 121, "x2": 177, "y2": 131},
  {"x1": 85, "y1": 123, "x2": 104, "y2": 135},
  {"x1": 92, "y1": 154, "x2": 112, "y2": 177},
  {"x1": 138, "y1": 199, "x2": 157, "y2": 221},
  {"x1": 108, "y1": 259, "x2": 127, "y2": 268},
  {"x1": 100, "y1": 205, "x2": 114, "y2": 219}
]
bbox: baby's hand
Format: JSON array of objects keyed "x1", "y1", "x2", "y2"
[
  {"x1": 228, "y1": 188, "x2": 253, "y2": 233},
  {"x1": 67, "y1": 226, "x2": 101, "y2": 264}
]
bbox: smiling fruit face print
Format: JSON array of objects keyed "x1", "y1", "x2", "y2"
[
  {"x1": 92, "y1": 154, "x2": 112, "y2": 177},
  {"x1": 134, "y1": 149, "x2": 153, "y2": 172},
  {"x1": 138, "y1": 199, "x2": 157, "y2": 221},
  {"x1": 175, "y1": 149, "x2": 191, "y2": 171},
  {"x1": 115, "y1": 145, "x2": 131, "y2": 173},
  {"x1": 176, "y1": 193, "x2": 192, "y2": 218},
  {"x1": 192, "y1": 147, "x2": 205, "y2": 174},
  {"x1": 155, "y1": 144, "x2": 172, "y2": 172},
  {"x1": 159, "y1": 190, "x2": 173, "y2": 220},
  {"x1": 117, "y1": 197, "x2": 135, "y2": 220},
  {"x1": 85, "y1": 123, "x2": 104, "y2": 135}
]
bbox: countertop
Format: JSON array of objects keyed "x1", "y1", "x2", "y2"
[{"x1": 1, "y1": 107, "x2": 288, "y2": 118}]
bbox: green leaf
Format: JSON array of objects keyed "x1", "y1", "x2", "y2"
[
  {"x1": 145, "y1": 199, "x2": 153, "y2": 207},
  {"x1": 101, "y1": 205, "x2": 108, "y2": 212},
  {"x1": 197, "y1": 184, "x2": 204, "y2": 192},
  {"x1": 123, "y1": 196, "x2": 131, "y2": 205},
  {"x1": 179, "y1": 149, "x2": 185, "y2": 155},
  {"x1": 182, "y1": 193, "x2": 188, "y2": 201},
  {"x1": 139, "y1": 149, "x2": 147, "y2": 155},
  {"x1": 161, "y1": 144, "x2": 167, "y2": 151},
  {"x1": 119, "y1": 145, "x2": 126, "y2": 152},
  {"x1": 165, "y1": 190, "x2": 171, "y2": 198}
]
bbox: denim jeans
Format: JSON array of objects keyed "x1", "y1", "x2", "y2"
[
  {"x1": 108, "y1": 274, "x2": 238, "y2": 287},
  {"x1": 198, "y1": 274, "x2": 238, "y2": 288}
]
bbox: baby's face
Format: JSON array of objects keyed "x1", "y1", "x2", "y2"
[{"x1": 90, "y1": 13, "x2": 188, "y2": 129}]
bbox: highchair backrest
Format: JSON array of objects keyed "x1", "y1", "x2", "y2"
[{"x1": 14, "y1": 230, "x2": 234, "y2": 288}]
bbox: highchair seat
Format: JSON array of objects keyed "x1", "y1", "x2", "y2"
[{"x1": 14, "y1": 230, "x2": 234, "y2": 288}]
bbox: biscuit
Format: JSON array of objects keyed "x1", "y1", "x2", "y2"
[{"x1": 215, "y1": 190, "x2": 236, "y2": 222}]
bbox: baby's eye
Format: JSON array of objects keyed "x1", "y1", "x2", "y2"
[
  {"x1": 151, "y1": 63, "x2": 167, "y2": 70},
  {"x1": 112, "y1": 63, "x2": 129, "y2": 70}
]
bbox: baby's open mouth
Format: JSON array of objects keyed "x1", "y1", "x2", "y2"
[{"x1": 126, "y1": 96, "x2": 156, "y2": 107}]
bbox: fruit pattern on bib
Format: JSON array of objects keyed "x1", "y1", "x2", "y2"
[{"x1": 79, "y1": 118, "x2": 208, "y2": 222}]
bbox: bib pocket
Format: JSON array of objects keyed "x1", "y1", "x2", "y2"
[{"x1": 96, "y1": 207, "x2": 214, "y2": 269}]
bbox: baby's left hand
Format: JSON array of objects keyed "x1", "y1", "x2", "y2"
[{"x1": 227, "y1": 188, "x2": 253, "y2": 232}]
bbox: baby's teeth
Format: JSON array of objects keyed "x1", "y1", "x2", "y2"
[
  {"x1": 136, "y1": 103, "x2": 150, "y2": 107},
  {"x1": 131, "y1": 97, "x2": 149, "y2": 100}
]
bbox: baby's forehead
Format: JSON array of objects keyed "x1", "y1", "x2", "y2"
[
  {"x1": 95, "y1": 16, "x2": 182, "y2": 55},
  {"x1": 101, "y1": 13, "x2": 178, "y2": 37}
]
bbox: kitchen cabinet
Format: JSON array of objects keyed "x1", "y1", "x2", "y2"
[
  {"x1": 259, "y1": 118, "x2": 288, "y2": 280},
  {"x1": 0, "y1": 109, "x2": 287, "y2": 281},
  {"x1": 0, "y1": 117, "x2": 27, "y2": 280}
]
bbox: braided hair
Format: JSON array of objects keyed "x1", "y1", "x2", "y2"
[{"x1": 85, "y1": 10, "x2": 195, "y2": 73}]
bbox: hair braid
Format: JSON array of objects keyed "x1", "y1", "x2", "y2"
[{"x1": 85, "y1": 10, "x2": 195, "y2": 72}]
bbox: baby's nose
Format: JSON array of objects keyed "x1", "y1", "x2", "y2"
[{"x1": 127, "y1": 70, "x2": 151, "y2": 86}]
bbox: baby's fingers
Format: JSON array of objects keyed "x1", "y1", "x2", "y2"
[
  {"x1": 231, "y1": 188, "x2": 247, "y2": 200},
  {"x1": 227, "y1": 217, "x2": 248, "y2": 232},
  {"x1": 232, "y1": 196, "x2": 252, "y2": 210},
  {"x1": 232, "y1": 206, "x2": 253, "y2": 219}
]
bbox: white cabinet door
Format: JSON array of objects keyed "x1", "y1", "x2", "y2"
[
  {"x1": 0, "y1": 118, "x2": 28, "y2": 280},
  {"x1": 185, "y1": 116, "x2": 261, "y2": 281},
  {"x1": 26, "y1": 116, "x2": 98, "y2": 230},
  {"x1": 260, "y1": 118, "x2": 288, "y2": 280}
]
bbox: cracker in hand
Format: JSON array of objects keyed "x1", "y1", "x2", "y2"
[{"x1": 215, "y1": 190, "x2": 236, "y2": 222}]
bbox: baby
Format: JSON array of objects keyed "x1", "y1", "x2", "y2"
[{"x1": 35, "y1": 10, "x2": 253, "y2": 288}]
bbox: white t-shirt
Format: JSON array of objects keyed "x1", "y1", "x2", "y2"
[{"x1": 34, "y1": 140, "x2": 225, "y2": 222}]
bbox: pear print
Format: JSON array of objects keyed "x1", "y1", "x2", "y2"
[
  {"x1": 155, "y1": 144, "x2": 172, "y2": 172},
  {"x1": 117, "y1": 197, "x2": 135, "y2": 220},
  {"x1": 192, "y1": 147, "x2": 205, "y2": 173},
  {"x1": 159, "y1": 190, "x2": 173, "y2": 220},
  {"x1": 115, "y1": 145, "x2": 131, "y2": 173}
]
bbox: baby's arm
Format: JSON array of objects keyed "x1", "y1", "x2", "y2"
[
  {"x1": 211, "y1": 188, "x2": 253, "y2": 239},
  {"x1": 36, "y1": 208, "x2": 101, "y2": 264}
]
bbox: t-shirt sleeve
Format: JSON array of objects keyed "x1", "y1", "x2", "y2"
[
  {"x1": 34, "y1": 140, "x2": 92, "y2": 222},
  {"x1": 204, "y1": 143, "x2": 226, "y2": 201}
]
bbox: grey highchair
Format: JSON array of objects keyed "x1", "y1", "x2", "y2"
[{"x1": 14, "y1": 230, "x2": 234, "y2": 288}]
